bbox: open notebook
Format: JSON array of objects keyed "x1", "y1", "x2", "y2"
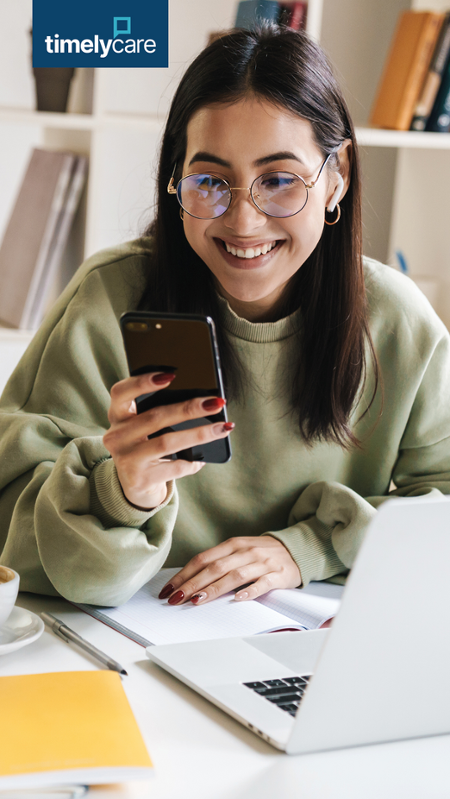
[{"x1": 75, "y1": 568, "x2": 343, "y2": 647}]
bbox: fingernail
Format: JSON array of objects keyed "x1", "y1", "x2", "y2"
[
  {"x1": 213, "y1": 421, "x2": 235, "y2": 434},
  {"x1": 202, "y1": 397, "x2": 226, "y2": 412},
  {"x1": 158, "y1": 583, "x2": 174, "y2": 599},
  {"x1": 191, "y1": 592, "x2": 207, "y2": 604},
  {"x1": 168, "y1": 590, "x2": 185, "y2": 605},
  {"x1": 153, "y1": 373, "x2": 176, "y2": 385},
  {"x1": 235, "y1": 591, "x2": 249, "y2": 601}
]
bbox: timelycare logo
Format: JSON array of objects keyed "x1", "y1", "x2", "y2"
[{"x1": 32, "y1": 0, "x2": 168, "y2": 68}]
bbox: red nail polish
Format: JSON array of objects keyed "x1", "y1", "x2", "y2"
[
  {"x1": 168, "y1": 590, "x2": 185, "y2": 605},
  {"x1": 191, "y1": 592, "x2": 207, "y2": 604},
  {"x1": 202, "y1": 397, "x2": 226, "y2": 412},
  {"x1": 153, "y1": 373, "x2": 176, "y2": 385},
  {"x1": 223, "y1": 422, "x2": 235, "y2": 431},
  {"x1": 158, "y1": 583, "x2": 174, "y2": 599}
]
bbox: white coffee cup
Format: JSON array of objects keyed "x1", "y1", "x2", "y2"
[{"x1": 0, "y1": 566, "x2": 20, "y2": 628}]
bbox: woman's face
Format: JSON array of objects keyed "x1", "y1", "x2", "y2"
[{"x1": 181, "y1": 96, "x2": 349, "y2": 321}]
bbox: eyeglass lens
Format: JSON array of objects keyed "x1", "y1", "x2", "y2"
[{"x1": 177, "y1": 172, "x2": 308, "y2": 219}]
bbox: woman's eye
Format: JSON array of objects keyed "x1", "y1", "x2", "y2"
[
  {"x1": 261, "y1": 175, "x2": 296, "y2": 190},
  {"x1": 196, "y1": 175, "x2": 224, "y2": 190}
]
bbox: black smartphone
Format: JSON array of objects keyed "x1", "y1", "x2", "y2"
[{"x1": 120, "y1": 311, "x2": 231, "y2": 464}]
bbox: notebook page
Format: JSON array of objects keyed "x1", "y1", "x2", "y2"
[
  {"x1": 256, "y1": 582, "x2": 343, "y2": 629},
  {"x1": 91, "y1": 569, "x2": 307, "y2": 645}
]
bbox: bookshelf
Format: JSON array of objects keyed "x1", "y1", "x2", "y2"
[{"x1": 0, "y1": 0, "x2": 450, "y2": 361}]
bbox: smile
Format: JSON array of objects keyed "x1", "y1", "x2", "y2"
[{"x1": 224, "y1": 240, "x2": 278, "y2": 259}]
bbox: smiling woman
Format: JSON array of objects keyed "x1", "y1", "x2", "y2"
[{"x1": 1, "y1": 26, "x2": 450, "y2": 607}]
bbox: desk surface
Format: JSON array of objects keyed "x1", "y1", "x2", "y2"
[{"x1": 1, "y1": 592, "x2": 449, "y2": 799}]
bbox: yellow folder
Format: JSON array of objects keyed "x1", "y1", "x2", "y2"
[{"x1": 0, "y1": 671, "x2": 152, "y2": 789}]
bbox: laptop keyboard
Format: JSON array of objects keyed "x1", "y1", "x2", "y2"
[{"x1": 243, "y1": 676, "x2": 311, "y2": 717}]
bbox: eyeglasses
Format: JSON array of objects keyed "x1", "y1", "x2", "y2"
[{"x1": 167, "y1": 153, "x2": 334, "y2": 219}]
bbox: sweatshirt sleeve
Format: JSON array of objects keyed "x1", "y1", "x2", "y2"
[
  {"x1": 267, "y1": 301, "x2": 450, "y2": 587},
  {"x1": 0, "y1": 244, "x2": 180, "y2": 605}
]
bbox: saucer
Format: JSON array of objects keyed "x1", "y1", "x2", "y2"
[{"x1": 0, "y1": 606, "x2": 44, "y2": 655}]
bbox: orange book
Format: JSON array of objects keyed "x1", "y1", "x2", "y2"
[
  {"x1": 370, "y1": 10, "x2": 445, "y2": 131},
  {"x1": 0, "y1": 671, "x2": 152, "y2": 790}
]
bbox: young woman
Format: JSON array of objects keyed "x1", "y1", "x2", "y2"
[{"x1": 1, "y1": 26, "x2": 449, "y2": 606}]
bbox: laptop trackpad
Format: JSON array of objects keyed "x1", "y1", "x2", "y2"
[{"x1": 244, "y1": 629, "x2": 329, "y2": 673}]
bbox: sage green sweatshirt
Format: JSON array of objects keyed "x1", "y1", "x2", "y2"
[{"x1": 1, "y1": 239, "x2": 449, "y2": 605}]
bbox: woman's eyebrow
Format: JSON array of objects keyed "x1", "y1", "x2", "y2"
[
  {"x1": 188, "y1": 150, "x2": 306, "y2": 168},
  {"x1": 188, "y1": 152, "x2": 231, "y2": 167},
  {"x1": 254, "y1": 151, "x2": 305, "y2": 167}
]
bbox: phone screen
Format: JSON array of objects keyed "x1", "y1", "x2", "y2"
[{"x1": 121, "y1": 312, "x2": 231, "y2": 464}]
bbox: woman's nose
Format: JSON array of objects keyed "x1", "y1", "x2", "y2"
[{"x1": 222, "y1": 189, "x2": 266, "y2": 233}]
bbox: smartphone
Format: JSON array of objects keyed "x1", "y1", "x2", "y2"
[{"x1": 120, "y1": 311, "x2": 231, "y2": 464}]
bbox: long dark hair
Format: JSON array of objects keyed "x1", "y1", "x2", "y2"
[{"x1": 141, "y1": 25, "x2": 379, "y2": 448}]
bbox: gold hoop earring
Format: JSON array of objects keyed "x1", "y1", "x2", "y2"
[
  {"x1": 179, "y1": 208, "x2": 184, "y2": 220},
  {"x1": 324, "y1": 204, "x2": 341, "y2": 225}
]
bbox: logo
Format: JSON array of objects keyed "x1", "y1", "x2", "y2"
[{"x1": 33, "y1": 0, "x2": 168, "y2": 68}]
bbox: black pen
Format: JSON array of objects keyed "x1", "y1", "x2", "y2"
[{"x1": 41, "y1": 612, "x2": 128, "y2": 675}]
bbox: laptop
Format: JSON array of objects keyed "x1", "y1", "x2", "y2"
[{"x1": 147, "y1": 496, "x2": 450, "y2": 754}]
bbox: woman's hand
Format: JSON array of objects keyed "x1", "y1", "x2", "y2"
[
  {"x1": 158, "y1": 536, "x2": 301, "y2": 604},
  {"x1": 103, "y1": 372, "x2": 233, "y2": 510}
]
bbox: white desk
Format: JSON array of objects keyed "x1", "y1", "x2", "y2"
[{"x1": 2, "y1": 592, "x2": 450, "y2": 799}]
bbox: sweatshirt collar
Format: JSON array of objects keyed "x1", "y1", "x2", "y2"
[{"x1": 216, "y1": 293, "x2": 302, "y2": 343}]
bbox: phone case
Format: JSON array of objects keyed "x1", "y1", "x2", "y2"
[{"x1": 120, "y1": 311, "x2": 231, "y2": 464}]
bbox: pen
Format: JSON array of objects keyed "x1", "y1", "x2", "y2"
[{"x1": 41, "y1": 612, "x2": 128, "y2": 675}]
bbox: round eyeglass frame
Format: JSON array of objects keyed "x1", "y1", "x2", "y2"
[{"x1": 167, "y1": 152, "x2": 335, "y2": 220}]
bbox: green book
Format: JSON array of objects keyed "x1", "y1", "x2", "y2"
[
  {"x1": 426, "y1": 47, "x2": 450, "y2": 132},
  {"x1": 235, "y1": 1, "x2": 280, "y2": 30}
]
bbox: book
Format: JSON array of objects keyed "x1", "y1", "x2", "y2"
[
  {"x1": 278, "y1": 2, "x2": 307, "y2": 31},
  {"x1": 235, "y1": 0, "x2": 280, "y2": 30},
  {"x1": 0, "y1": 671, "x2": 152, "y2": 791},
  {"x1": 0, "y1": 148, "x2": 86, "y2": 330},
  {"x1": 75, "y1": 568, "x2": 342, "y2": 647},
  {"x1": 426, "y1": 47, "x2": 450, "y2": 133},
  {"x1": 27, "y1": 155, "x2": 88, "y2": 329},
  {"x1": 411, "y1": 12, "x2": 450, "y2": 131},
  {"x1": 370, "y1": 10, "x2": 445, "y2": 131}
]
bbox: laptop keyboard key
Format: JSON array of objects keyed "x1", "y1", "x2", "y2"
[
  {"x1": 267, "y1": 694, "x2": 301, "y2": 705},
  {"x1": 256, "y1": 686, "x2": 301, "y2": 697},
  {"x1": 263, "y1": 679, "x2": 287, "y2": 687},
  {"x1": 243, "y1": 681, "x2": 266, "y2": 690}
]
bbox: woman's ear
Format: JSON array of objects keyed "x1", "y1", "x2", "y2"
[
  {"x1": 326, "y1": 139, "x2": 352, "y2": 212},
  {"x1": 327, "y1": 174, "x2": 344, "y2": 212}
]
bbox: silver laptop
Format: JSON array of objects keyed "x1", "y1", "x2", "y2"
[{"x1": 147, "y1": 497, "x2": 450, "y2": 754}]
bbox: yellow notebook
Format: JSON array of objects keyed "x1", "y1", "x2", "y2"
[{"x1": 0, "y1": 671, "x2": 152, "y2": 790}]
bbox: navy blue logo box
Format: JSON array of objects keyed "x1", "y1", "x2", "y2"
[{"x1": 33, "y1": 0, "x2": 168, "y2": 68}]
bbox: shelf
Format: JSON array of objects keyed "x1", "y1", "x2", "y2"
[
  {"x1": 355, "y1": 127, "x2": 450, "y2": 149},
  {"x1": 0, "y1": 327, "x2": 35, "y2": 339},
  {"x1": 0, "y1": 108, "x2": 163, "y2": 132},
  {"x1": 3, "y1": 111, "x2": 450, "y2": 146},
  {"x1": 0, "y1": 108, "x2": 95, "y2": 129}
]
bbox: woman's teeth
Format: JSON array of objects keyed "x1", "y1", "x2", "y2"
[{"x1": 224, "y1": 241, "x2": 277, "y2": 259}]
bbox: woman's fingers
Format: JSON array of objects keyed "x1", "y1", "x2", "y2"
[
  {"x1": 106, "y1": 417, "x2": 233, "y2": 466},
  {"x1": 160, "y1": 538, "x2": 251, "y2": 597},
  {"x1": 159, "y1": 537, "x2": 301, "y2": 604},
  {"x1": 108, "y1": 394, "x2": 227, "y2": 449},
  {"x1": 108, "y1": 372, "x2": 175, "y2": 424}
]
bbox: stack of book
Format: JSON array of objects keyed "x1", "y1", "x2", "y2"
[
  {"x1": 235, "y1": 0, "x2": 307, "y2": 32},
  {"x1": 0, "y1": 148, "x2": 88, "y2": 330},
  {"x1": 370, "y1": 10, "x2": 450, "y2": 133}
]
